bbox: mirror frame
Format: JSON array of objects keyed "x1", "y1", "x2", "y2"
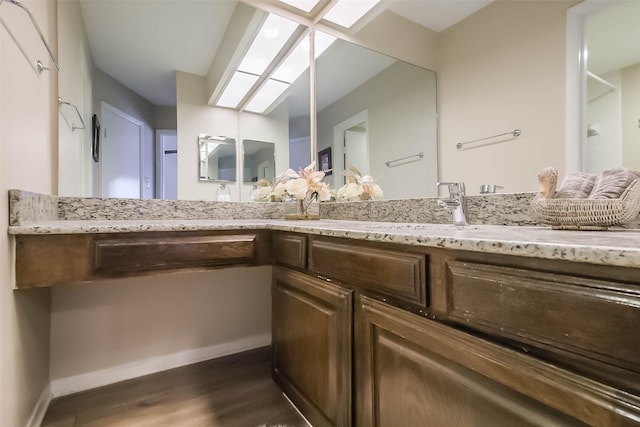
[{"x1": 197, "y1": 133, "x2": 237, "y2": 183}]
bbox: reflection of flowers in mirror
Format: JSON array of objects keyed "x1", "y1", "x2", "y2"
[
  {"x1": 251, "y1": 161, "x2": 332, "y2": 204},
  {"x1": 337, "y1": 165, "x2": 383, "y2": 201}
]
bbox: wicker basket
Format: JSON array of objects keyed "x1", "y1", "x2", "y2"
[{"x1": 531, "y1": 178, "x2": 640, "y2": 230}]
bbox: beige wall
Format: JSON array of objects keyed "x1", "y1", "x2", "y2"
[
  {"x1": 177, "y1": 71, "x2": 239, "y2": 200},
  {"x1": 177, "y1": 71, "x2": 289, "y2": 201},
  {"x1": 317, "y1": 61, "x2": 438, "y2": 198},
  {"x1": 49, "y1": 267, "x2": 272, "y2": 395},
  {"x1": 0, "y1": 0, "x2": 56, "y2": 425},
  {"x1": 347, "y1": 9, "x2": 439, "y2": 72},
  {"x1": 438, "y1": 0, "x2": 577, "y2": 195},
  {"x1": 57, "y1": 0, "x2": 94, "y2": 198}
]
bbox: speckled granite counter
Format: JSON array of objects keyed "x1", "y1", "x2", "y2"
[{"x1": 8, "y1": 219, "x2": 640, "y2": 269}]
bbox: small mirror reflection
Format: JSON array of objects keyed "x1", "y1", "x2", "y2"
[
  {"x1": 198, "y1": 134, "x2": 236, "y2": 182},
  {"x1": 243, "y1": 139, "x2": 276, "y2": 183}
]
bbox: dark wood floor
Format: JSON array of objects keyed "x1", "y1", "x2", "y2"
[{"x1": 42, "y1": 347, "x2": 309, "y2": 427}]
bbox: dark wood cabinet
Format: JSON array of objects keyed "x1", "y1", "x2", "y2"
[
  {"x1": 14, "y1": 230, "x2": 271, "y2": 288},
  {"x1": 272, "y1": 234, "x2": 640, "y2": 427},
  {"x1": 355, "y1": 295, "x2": 640, "y2": 427},
  {"x1": 272, "y1": 266, "x2": 353, "y2": 427}
]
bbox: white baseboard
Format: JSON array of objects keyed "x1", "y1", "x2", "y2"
[
  {"x1": 26, "y1": 383, "x2": 52, "y2": 427},
  {"x1": 50, "y1": 333, "x2": 271, "y2": 398}
]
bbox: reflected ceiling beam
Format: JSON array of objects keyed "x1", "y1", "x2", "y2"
[{"x1": 206, "y1": 3, "x2": 266, "y2": 105}]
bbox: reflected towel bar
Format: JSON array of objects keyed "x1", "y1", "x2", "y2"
[
  {"x1": 385, "y1": 152, "x2": 424, "y2": 167},
  {"x1": 58, "y1": 97, "x2": 86, "y2": 131},
  {"x1": 0, "y1": 0, "x2": 60, "y2": 72},
  {"x1": 457, "y1": 129, "x2": 521, "y2": 150}
]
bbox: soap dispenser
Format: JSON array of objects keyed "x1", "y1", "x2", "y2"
[{"x1": 216, "y1": 183, "x2": 231, "y2": 201}]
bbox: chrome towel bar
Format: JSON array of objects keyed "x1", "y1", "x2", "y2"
[
  {"x1": 457, "y1": 129, "x2": 521, "y2": 150},
  {"x1": 0, "y1": 0, "x2": 59, "y2": 72},
  {"x1": 385, "y1": 152, "x2": 424, "y2": 168},
  {"x1": 58, "y1": 97, "x2": 86, "y2": 131}
]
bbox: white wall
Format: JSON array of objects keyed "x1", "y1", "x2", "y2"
[
  {"x1": 0, "y1": 0, "x2": 55, "y2": 425},
  {"x1": 49, "y1": 267, "x2": 272, "y2": 396},
  {"x1": 438, "y1": 0, "x2": 578, "y2": 195}
]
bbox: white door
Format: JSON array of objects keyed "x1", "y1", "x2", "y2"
[
  {"x1": 101, "y1": 103, "x2": 142, "y2": 198},
  {"x1": 157, "y1": 130, "x2": 178, "y2": 200},
  {"x1": 344, "y1": 126, "x2": 368, "y2": 179}
]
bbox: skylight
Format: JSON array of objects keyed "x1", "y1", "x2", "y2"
[
  {"x1": 238, "y1": 14, "x2": 298, "y2": 76},
  {"x1": 245, "y1": 79, "x2": 290, "y2": 113},
  {"x1": 278, "y1": 0, "x2": 322, "y2": 13},
  {"x1": 216, "y1": 71, "x2": 259, "y2": 109},
  {"x1": 322, "y1": 0, "x2": 380, "y2": 28},
  {"x1": 214, "y1": 0, "x2": 366, "y2": 114},
  {"x1": 272, "y1": 35, "x2": 309, "y2": 83},
  {"x1": 245, "y1": 36, "x2": 309, "y2": 114},
  {"x1": 216, "y1": 13, "x2": 298, "y2": 109},
  {"x1": 245, "y1": 33, "x2": 337, "y2": 114}
]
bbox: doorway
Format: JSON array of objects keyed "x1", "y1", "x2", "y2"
[
  {"x1": 289, "y1": 136, "x2": 311, "y2": 171},
  {"x1": 100, "y1": 102, "x2": 143, "y2": 198},
  {"x1": 332, "y1": 110, "x2": 369, "y2": 187},
  {"x1": 156, "y1": 129, "x2": 178, "y2": 200}
]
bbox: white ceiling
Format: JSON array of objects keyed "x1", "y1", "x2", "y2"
[{"x1": 79, "y1": 0, "x2": 492, "y2": 107}]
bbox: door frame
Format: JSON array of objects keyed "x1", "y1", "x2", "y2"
[
  {"x1": 100, "y1": 101, "x2": 144, "y2": 198},
  {"x1": 332, "y1": 109, "x2": 369, "y2": 188}
]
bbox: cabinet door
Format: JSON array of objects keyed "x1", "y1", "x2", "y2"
[
  {"x1": 272, "y1": 267, "x2": 353, "y2": 427},
  {"x1": 355, "y1": 295, "x2": 639, "y2": 427}
]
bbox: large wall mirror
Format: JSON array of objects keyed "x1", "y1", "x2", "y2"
[
  {"x1": 315, "y1": 33, "x2": 437, "y2": 199},
  {"x1": 58, "y1": 0, "x2": 437, "y2": 201},
  {"x1": 243, "y1": 140, "x2": 276, "y2": 183},
  {"x1": 568, "y1": 0, "x2": 640, "y2": 175},
  {"x1": 582, "y1": 1, "x2": 640, "y2": 173}
]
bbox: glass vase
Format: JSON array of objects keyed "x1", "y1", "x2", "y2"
[{"x1": 285, "y1": 198, "x2": 320, "y2": 220}]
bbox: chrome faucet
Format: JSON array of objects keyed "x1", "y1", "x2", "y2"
[{"x1": 437, "y1": 182, "x2": 469, "y2": 226}]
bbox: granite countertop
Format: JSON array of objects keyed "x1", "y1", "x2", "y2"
[{"x1": 8, "y1": 219, "x2": 640, "y2": 269}]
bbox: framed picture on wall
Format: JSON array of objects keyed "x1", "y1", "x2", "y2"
[
  {"x1": 319, "y1": 147, "x2": 332, "y2": 175},
  {"x1": 92, "y1": 114, "x2": 100, "y2": 162}
]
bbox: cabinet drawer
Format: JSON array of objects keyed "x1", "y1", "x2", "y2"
[
  {"x1": 273, "y1": 233, "x2": 306, "y2": 269},
  {"x1": 356, "y1": 296, "x2": 638, "y2": 426},
  {"x1": 309, "y1": 237, "x2": 426, "y2": 307},
  {"x1": 445, "y1": 260, "x2": 640, "y2": 378},
  {"x1": 93, "y1": 234, "x2": 258, "y2": 275}
]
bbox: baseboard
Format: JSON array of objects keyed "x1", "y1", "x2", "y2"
[
  {"x1": 26, "y1": 383, "x2": 52, "y2": 427},
  {"x1": 50, "y1": 333, "x2": 271, "y2": 398}
]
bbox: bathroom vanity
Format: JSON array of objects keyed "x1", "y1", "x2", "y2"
[
  {"x1": 270, "y1": 231, "x2": 640, "y2": 427},
  {"x1": 8, "y1": 217, "x2": 640, "y2": 426}
]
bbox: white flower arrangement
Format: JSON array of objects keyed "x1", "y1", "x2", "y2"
[
  {"x1": 252, "y1": 162, "x2": 332, "y2": 210},
  {"x1": 336, "y1": 165, "x2": 383, "y2": 201},
  {"x1": 251, "y1": 163, "x2": 382, "y2": 206}
]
